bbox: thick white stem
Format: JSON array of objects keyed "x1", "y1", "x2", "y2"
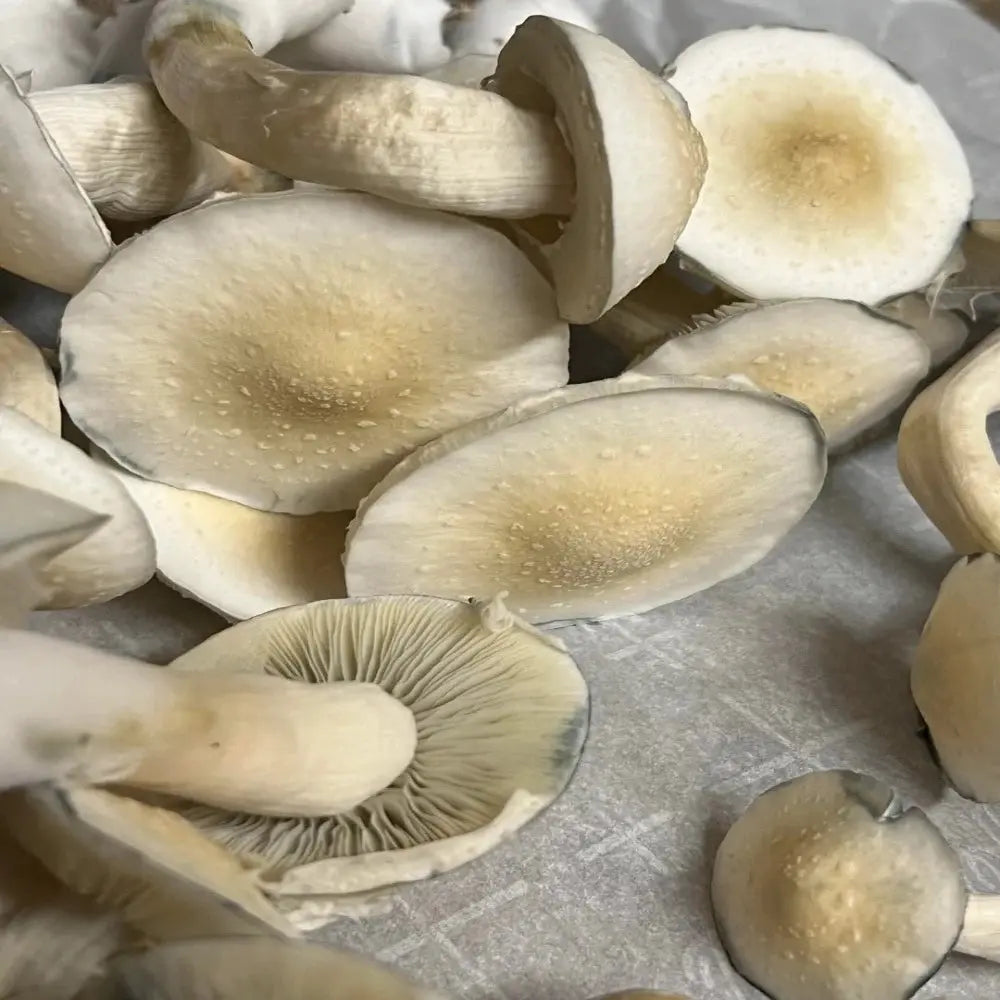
[{"x1": 956, "y1": 894, "x2": 1000, "y2": 962}]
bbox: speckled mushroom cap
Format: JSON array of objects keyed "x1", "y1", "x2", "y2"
[
  {"x1": 58, "y1": 188, "x2": 569, "y2": 515},
  {"x1": 344, "y1": 373, "x2": 827, "y2": 624},
  {"x1": 663, "y1": 26, "x2": 972, "y2": 304},
  {"x1": 488, "y1": 16, "x2": 707, "y2": 323},
  {"x1": 0, "y1": 320, "x2": 60, "y2": 433},
  {"x1": 712, "y1": 769, "x2": 967, "y2": 1000},
  {"x1": 158, "y1": 594, "x2": 588, "y2": 916}
]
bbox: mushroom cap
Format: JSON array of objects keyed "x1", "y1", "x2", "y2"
[
  {"x1": 630, "y1": 299, "x2": 931, "y2": 451},
  {"x1": 0, "y1": 407, "x2": 154, "y2": 608},
  {"x1": 445, "y1": 0, "x2": 599, "y2": 58},
  {"x1": 589, "y1": 994, "x2": 693, "y2": 1000},
  {"x1": 102, "y1": 458, "x2": 351, "y2": 621},
  {"x1": 162, "y1": 594, "x2": 588, "y2": 904},
  {"x1": 712, "y1": 769, "x2": 967, "y2": 1000},
  {"x1": 664, "y1": 25, "x2": 973, "y2": 305},
  {"x1": 0, "y1": 65, "x2": 112, "y2": 293},
  {"x1": 58, "y1": 188, "x2": 569, "y2": 515},
  {"x1": 0, "y1": 0, "x2": 102, "y2": 90},
  {"x1": 107, "y1": 936, "x2": 449, "y2": 1000},
  {"x1": 912, "y1": 553, "x2": 1000, "y2": 802},
  {"x1": 933, "y1": 223, "x2": 1000, "y2": 320},
  {"x1": 2, "y1": 782, "x2": 294, "y2": 940},
  {"x1": 878, "y1": 294, "x2": 968, "y2": 368},
  {"x1": 423, "y1": 52, "x2": 496, "y2": 89},
  {"x1": 490, "y1": 16, "x2": 707, "y2": 323},
  {"x1": 0, "y1": 320, "x2": 60, "y2": 433},
  {"x1": 344, "y1": 373, "x2": 827, "y2": 624},
  {"x1": 0, "y1": 481, "x2": 107, "y2": 626}
]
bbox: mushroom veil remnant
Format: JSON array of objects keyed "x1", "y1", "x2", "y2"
[
  {"x1": 58, "y1": 188, "x2": 569, "y2": 515},
  {"x1": 344, "y1": 374, "x2": 827, "y2": 624},
  {"x1": 663, "y1": 26, "x2": 973, "y2": 304}
]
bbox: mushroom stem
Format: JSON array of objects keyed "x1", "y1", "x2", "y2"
[
  {"x1": 144, "y1": 0, "x2": 575, "y2": 218},
  {"x1": 28, "y1": 79, "x2": 288, "y2": 220},
  {"x1": 0, "y1": 629, "x2": 417, "y2": 816},
  {"x1": 956, "y1": 894, "x2": 1000, "y2": 962}
]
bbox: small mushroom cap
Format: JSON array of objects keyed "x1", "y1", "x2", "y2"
[
  {"x1": 712, "y1": 769, "x2": 967, "y2": 1000},
  {"x1": 161, "y1": 594, "x2": 588, "y2": 907},
  {"x1": 0, "y1": 320, "x2": 60, "y2": 433},
  {"x1": 0, "y1": 407, "x2": 155, "y2": 608},
  {"x1": 490, "y1": 16, "x2": 707, "y2": 323},
  {"x1": 630, "y1": 299, "x2": 931, "y2": 451},
  {"x1": 0, "y1": 0, "x2": 102, "y2": 90},
  {"x1": 665, "y1": 26, "x2": 973, "y2": 304},
  {"x1": 108, "y1": 936, "x2": 449, "y2": 1000},
  {"x1": 102, "y1": 458, "x2": 351, "y2": 620},
  {"x1": 0, "y1": 65, "x2": 112, "y2": 293},
  {"x1": 913, "y1": 553, "x2": 1000, "y2": 802},
  {"x1": 344, "y1": 374, "x2": 826, "y2": 624},
  {"x1": 59, "y1": 188, "x2": 569, "y2": 515}
]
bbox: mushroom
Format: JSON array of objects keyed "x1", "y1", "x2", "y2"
[
  {"x1": 589, "y1": 994, "x2": 693, "y2": 1000},
  {"x1": 0, "y1": 406, "x2": 155, "y2": 607},
  {"x1": 344, "y1": 373, "x2": 827, "y2": 624},
  {"x1": 0, "y1": 319, "x2": 60, "y2": 432},
  {"x1": 711, "y1": 768, "x2": 1000, "y2": 1000},
  {"x1": 3, "y1": 593, "x2": 587, "y2": 925},
  {"x1": 878, "y1": 294, "x2": 968, "y2": 369},
  {"x1": 662, "y1": 26, "x2": 973, "y2": 304},
  {"x1": 912, "y1": 553, "x2": 1000, "y2": 802},
  {"x1": 896, "y1": 327, "x2": 1000, "y2": 554},
  {"x1": 100, "y1": 458, "x2": 352, "y2": 620},
  {"x1": 629, "y1": 300, "x2": 932, "y2": 452},
  {"x1": 58, "y1": 187, "x2": 570, "y2": 515},
  {"x1": 933, "y1": 221, "x2": 1000, "y2": 320},
  {"x1": 0, "y1": 69, "x2": 288, "y2": 293},
  {"x1": 144, "y1": 7, "x2": 707, "y2": 319},
  {"x1": 422, "y1": 52, "x2": 496, "y2": 88},
  {"x1": 104, "y1": 936, "x2": 448, "y2": 999}
]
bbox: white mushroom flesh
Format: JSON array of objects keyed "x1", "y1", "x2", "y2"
[
  {"x1": 0, "y1": 319, "x2": 60, "y2": 433},
  {"x1": 58, "y1": 189, "x2": 569, "y2": 515},
  {"x1": 344, "y1": 374, "x2": 827, "y2": 624},
  {"x1": 665, "y1": 26, "x2": 973, "y2": 303}
]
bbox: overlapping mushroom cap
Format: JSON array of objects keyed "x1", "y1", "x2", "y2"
[{"x1": 0, "y1": 320, "x2": 60, "y2": 433}]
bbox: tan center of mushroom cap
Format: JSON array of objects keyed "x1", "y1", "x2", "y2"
[{"x1": 123, "y1": 675, "x2": 418, "y2": 817}]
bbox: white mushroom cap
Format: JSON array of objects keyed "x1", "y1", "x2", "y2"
[
  {"x1": 664, "y1": 26, "x2": 973, "y2": 304},
  {"x1": 878, "y1": 294, "x2": 968, "y2": 368},
  {"x1": 488, "y1": 16, "x2": 707, "y2": 322},
  {"x1": 0, "y1": 407, "x2": 154, "y2": 608},
  {"x1": 161, "y1": 594, "x2": 587, "y2": 907},
  {"x1": 423, "y1": 52, "x2": 496, "y2": 89},
  {"x1": 344, "y1": 374, "x2": 826, "y2": 624},
  {"x1": 0, "y1": 319, "x2": 60, "y2": 433},
  {"x1": 712, "y1": 769, "x2": 968, "y2": 1000},
  {"x1": 630, "y1": 300, "x2": 931, "y2": 451},
  {"x1": 912, "y1": 553, "x2": 1000, "y2": 802},
  {"x1": 101, "y1": 459, "x2": 352, "y2": 620},
  {"x1": 444, "y1": 0, "x2": 599, "y2": 59},
  {"x1": 897, "y1": 327, "x2": 1000, "y2": 554},
  {"x1": 59, "y1": 188, "x2": 569, "y2": 515},
  {"x1": 107, "y1": 937, "x2": 449, "y2": 1000}
]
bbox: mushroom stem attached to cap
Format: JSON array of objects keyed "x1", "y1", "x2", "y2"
[
  {"x1": 0, "y1": 629, "x2": 418, "y2": 815},
  {"x1": 143, "y1": 0, "x2": 575, "y2": 218}
]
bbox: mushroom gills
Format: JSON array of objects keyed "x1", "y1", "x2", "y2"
[
  {"x1": 630, "y1": 299, "x2": 931, "y2": 451},
  {"x1": 664, "y1": 25, "x2": 973, "y2": 304},
  {"x1": 711, "y1": 769, "x2": 968, "y2": 1000},
  {"x1": 344, "y1": 374, "x2": 827, "y2": 624}
]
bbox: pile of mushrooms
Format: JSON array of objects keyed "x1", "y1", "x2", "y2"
[{"x1": 1, "y1": 0, "x2": 1000, "y2": 996}]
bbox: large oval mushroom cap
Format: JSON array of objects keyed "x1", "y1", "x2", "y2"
[
  {"x1": 712, "y1": 769, "x2": 967, "y2": 1000},
  {"x1": 0, "y1": 319, "x2": 60, "y2": 433},
  {"x1": 59, "y1": 188, "x2": 569, "y2": 515},
  {"x1": 630, "y1": 300, "x2": 931, "y2": 451},
  {"x1": 664, "y1": 26, "x2": 973, "y2": 304},
  {"x1": 107, "y1": 936, "x2": 449, "y2": 1000},
  {"x1": 0, "y1": 407, "x2": 155, "y2": 608},
  {"x1": 344, "y1": 374, "x2": 827, "y2": 624},
  {"x1": 912, "y1": 553, "x2": 1000, "y2": 802},
  {"x1": 163, "y1": 594, "x2": 588, "y2": 905}
]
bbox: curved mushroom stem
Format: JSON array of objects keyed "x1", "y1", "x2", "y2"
[
  {"x1": 144, "y1": 0, "x2": 575, "y2": 218},
  {"x1": 0, "y1": 629, "x2": 417, "y2": 816},
  {"x1": 28, "y1": 79, "x2": 289, "y2": 220},
  {"x1": 956, "y1": 894, "x2": 1000, "y2": 962}
]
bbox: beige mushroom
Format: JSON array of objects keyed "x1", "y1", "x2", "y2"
[
  {"x1": 0, "y1": 407, "x2": 155, "y2": 608},
  {"x1": 663, "y1": 26, "x2": 973, "y2": 304},
  {"x1": 0, "y1": 319, "x2": 60, "y2": 433},
  {"x1": 878, "y1": 293, "x2": 968, "y2": 369},
  {"x1": 344, "y1": 373, "x2": 827, "y2": 624},
  {"x1": 933, "y1": 221, "x2": 1000, "y2": 319},
  {"x1": 897, "y1": 327, "x2": 1000, "y2": 554},
  {"x1": 59, "y1": 187, "x2": 569, "y2": 515}
]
